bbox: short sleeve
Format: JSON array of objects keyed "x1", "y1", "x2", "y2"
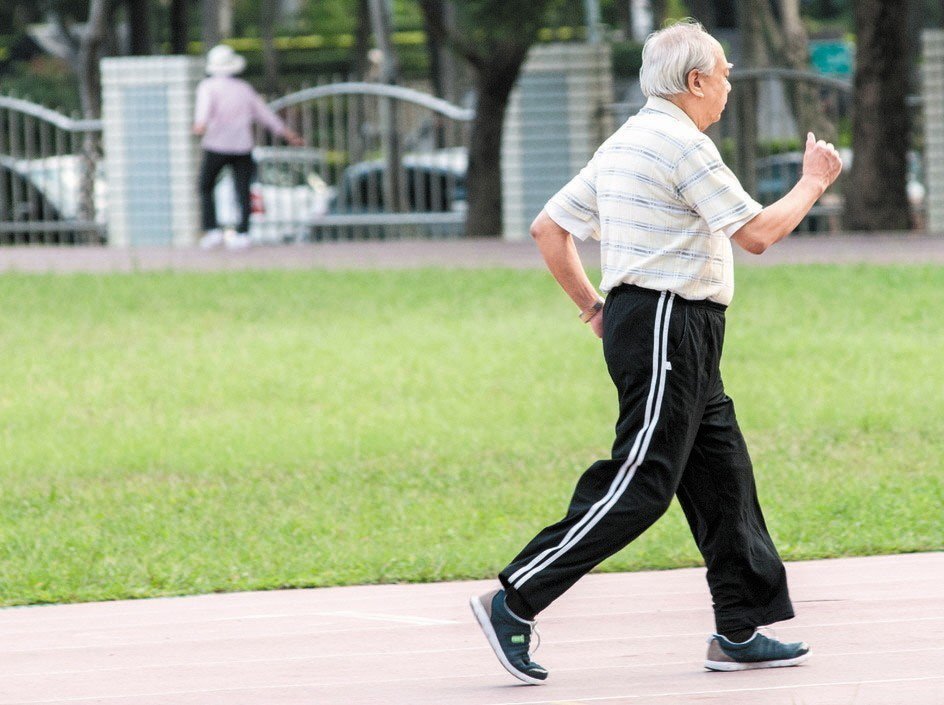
[
  {"x1": 674, "y1": 137, "x2": 762, "y2": 236},
  {"x1": 545, "y1": 155, "x2": 600, "y2": 241}
]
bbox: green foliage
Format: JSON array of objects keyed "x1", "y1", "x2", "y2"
[
  {"x1": 756, "y1": 137, "x2": 803, "y2": 158},
  {"x1": 835, "y1": 115, "x2": 853, "y2": 148},
  {"x1": 0, "y1": 265, "x2": 939, "y2": 606},
  {"x1": 452, "y1": 0, "x2": 563, "y2": 47},
  {"x1": 611, "y1": 40, "x2": 643, "y2": 79},
  {"x1": 0, "y1": 56, "x2": 81, "y2": 113}
]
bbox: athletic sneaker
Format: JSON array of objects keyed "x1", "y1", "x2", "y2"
[
  {"x1": 704, "y1": 631, "x2": 811, "y2": 671},
  {"x1": 199, "y1": 229, "x2": 224, "y2": 249},
  {"x1": 224, "y1": 231, "x2": 252, "y2": 250},
  {"x1": 470, "y1": 589, "x2": 548, "y2": 685}
]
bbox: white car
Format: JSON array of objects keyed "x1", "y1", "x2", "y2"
[
  {"x1": 0, "y1": 154, "x2": 107, "y2": 222},
  {"x1": 215, "y1": 146, "x2": 334, "y2": 244}
]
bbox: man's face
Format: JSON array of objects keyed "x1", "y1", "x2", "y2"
[{"x1": 701, "y1": 48, "x2": 732, "y2": 127}]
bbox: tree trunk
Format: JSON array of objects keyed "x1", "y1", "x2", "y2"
[
  {"x1": 733, "y1": 2, "x2": 766, "y2": 188},
  {"x1": 355, "y1": 0, "x2": 372, "y2": 80},
  {"x1": 260, "y1": 0, "x2": 280, "y2": 95},
  {"x1": 614, "y1": 1, "x2": 633, "y2": 38},
  {"x1": 466, "y1": 83, "x2": 508, "y2": 237},
  {"x1": 845, "y1": 0, "x2": 911, "y2": 230},
  {"x1": 201, "y1": 0, "x2": 221, "y2": 50},
  {"x1": 170, "y1": 0, "x2": 189, "y2": 54},
  {"x1": 416, "y1": 0, "x2": 550, "y2": 237},
  {"x1": 367, "y1": 0, "x2": 404, "y2": 211},
  {"x1": 777, "y1": 0, "x2": 833, "y2": 140},
  {"x1": 466, "y1": 49, "x2": 527, "y2": 237},
  {"x1": 126, "y1": 0, "x2": 152, "y2": 55},
  {"x1": 75, "y1": 0, "x2": 112, "y2": 232},
  {"x1": 738, "y1": 0, "x2": 770, "y2": 66},
  {"x1": 78, "y1": 0, "x2": 112, "y2": 119},
  {"x1": 648, "y1": 0, "x2": 667, "y2": 31},
  {"x1": 423, "y1": 1, "x2": 445, "y2": 97}
]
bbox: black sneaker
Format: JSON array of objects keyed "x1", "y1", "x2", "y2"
[
  {"x1": 470, "y1": 589, "x2": 548, "y2": 685},
  {"x1": 705, "y1": 631, "x2": 811, "y2": 671}
]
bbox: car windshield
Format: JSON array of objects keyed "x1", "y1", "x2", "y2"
[{"x1": 257, "y1": 162, "x2": 317, "y2": 188}]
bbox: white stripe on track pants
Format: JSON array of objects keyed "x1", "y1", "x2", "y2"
[{"x1": 499, "y1": 284, "x2": 795, "y2": 634}]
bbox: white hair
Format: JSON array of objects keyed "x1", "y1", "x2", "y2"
[{"x1": 639, "y1": 20, "x2": 722, "y2": 98}]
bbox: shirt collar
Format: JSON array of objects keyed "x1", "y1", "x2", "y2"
[{"x1": 641, "y1": 96, "x2": 698, "y2": 131}]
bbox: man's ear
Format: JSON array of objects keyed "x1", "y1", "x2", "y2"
[{"x1": 687, "y1": 69, "x2": 705, "y2": 97}]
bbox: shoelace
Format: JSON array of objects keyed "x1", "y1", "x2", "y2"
[{"x1": 530, "y1": 622, "x2": 542, "y2": 656}]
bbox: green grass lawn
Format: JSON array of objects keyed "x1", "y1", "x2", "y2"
[{"x1": 0, "y1": 265, "x2": 940, "y2": 606}]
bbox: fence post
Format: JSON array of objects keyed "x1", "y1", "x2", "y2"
[
  {"x1": 501, "y1": 43, "x2": 613, "y2": 241},
  {"x1": 101, "y1": 56, "x2": 203, "y2": 247},
  {"x1": 922, "y1": 30, "x2": 944, "y2": 234}
]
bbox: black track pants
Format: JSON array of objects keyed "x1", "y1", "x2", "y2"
[
  {"x1": 199, "y1": 150, "x2": 254, "y2": 234},
  {"x1": 499, "y1": 284, "x2": 794, "y2": 633}
]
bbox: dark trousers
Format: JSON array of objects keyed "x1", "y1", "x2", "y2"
[
  {"x1": 199, "y1": 150, "x2": 254, "y2": 234},
  {"x1": 499, "y1": 285, "x2": 794, "y2": 634}
]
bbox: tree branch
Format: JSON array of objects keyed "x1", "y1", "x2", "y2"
[
  {"x1": 417, "y1": 0, "x2": 484, "y2": 73},
  {"x1": 50, "y1": 11, "x2": 80, "y2": 64}
]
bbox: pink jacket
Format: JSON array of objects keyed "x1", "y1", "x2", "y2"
[{"x1": 194, "y1": 76, "x2": 287, "y2": 154}]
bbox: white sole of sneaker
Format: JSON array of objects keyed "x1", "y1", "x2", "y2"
[
  {"x1": 705, "y1": 650, "x2": 811, "y2": 671},
  {"x1": 469, "y1": 595, "x2": 547, "y2": 686}
]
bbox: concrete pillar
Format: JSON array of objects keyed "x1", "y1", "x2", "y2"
[
  {"x1": 101, "y1": 56, "x2": 203, "y2": 247},
  {"x1": 922, "y1": 30, "x2": 944, "y2": 234},
  {"x1": 501, "y1": 43, "x2": 613, "y2": 241}
]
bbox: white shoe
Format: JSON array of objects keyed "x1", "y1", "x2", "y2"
[
  {"x1": 199, "y1": 229, "x2": 224, "y2": 250},
  {"x1": 224, "y1": 231, "x2": 252, "y2": 250}
]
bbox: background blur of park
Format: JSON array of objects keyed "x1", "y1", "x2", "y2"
[
  {"x1": 0, "y1": 1, "x2": 941, "y2": 609},
  {"x1": 3, "y1": 0, "x2": 944, "y2": 245}
]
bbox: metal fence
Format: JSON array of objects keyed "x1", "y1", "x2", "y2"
[
  {"x1": 247, "y1": 82, "x2": 474, "y2": 242},
  {"x1": 0, "y1": 97, "x2": 105, "y2": 245},
  {"x1": 2, "y1": 81, "x2": 474, "y2": 247},
  {"x1": 15, "y1": 68, "x2": 919, "y2": 243}
]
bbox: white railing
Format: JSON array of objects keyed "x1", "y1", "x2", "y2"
[
  {"x1": 0, "y1": 97, "x2": 105, "y2": 245},
  {"x1": 249, "y1": 82, "x2": 474, "y2": 242}
]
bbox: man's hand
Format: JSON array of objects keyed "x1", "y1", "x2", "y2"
[
  {"x1": 802, "y1": 131, "x2": 843, "y2": 191},
  {"x1": 733, "y1": 132, "x2": 844, "y2": 255}
]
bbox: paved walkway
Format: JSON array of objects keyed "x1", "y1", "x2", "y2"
[
  {"x1": 0, "y1": 234, "x2": 942, "y2": 274},
  {"x1": 1, "y1": 553, "x2": 941, "y2": 705}
]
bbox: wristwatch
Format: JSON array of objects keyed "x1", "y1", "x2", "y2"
[{"x1": 578, "y1": 299, "x2": 604, "y2": 323}]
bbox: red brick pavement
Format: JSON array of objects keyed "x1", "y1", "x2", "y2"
[{"x1": 0, "y1": 553, "x2": 941, "y2": 705}]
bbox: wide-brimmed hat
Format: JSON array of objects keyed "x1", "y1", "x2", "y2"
[{"x1": 205, "y1": 44, "x2": 246, "y2": 76}]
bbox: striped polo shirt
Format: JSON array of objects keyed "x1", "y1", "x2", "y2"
[{"x1": 546, "y1": 96, "x2": 762, "y2": 305}]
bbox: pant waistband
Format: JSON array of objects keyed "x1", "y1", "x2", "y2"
[{"x1": 607, "y1": 284, "x2": 727, "y2": 313}]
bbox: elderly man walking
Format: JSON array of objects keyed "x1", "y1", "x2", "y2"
[{"x1": 471, "y1": 20, "x2": 842, "y2": 684}]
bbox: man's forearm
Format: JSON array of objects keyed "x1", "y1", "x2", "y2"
[
  {"x1": 530, "y1": 210, "x2": 601, "y2": 312},
  {"x1": 733, "y1": 175, "x2": 827, "y2": 254}
]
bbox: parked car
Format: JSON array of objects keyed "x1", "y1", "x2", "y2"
[
  {"x1": 754, "y1": 148, "x2": 925, "y2": 231},
  {"x1": 311, "y1": 148, "x2": 467, "y2": 240},
  {"x1": 331, "y1": 148, "x2": 467, "y2": 215},
  {"x1": 0, "y1": 154, "x2": 106, "y2": 243},
  {"x1": 0, "y1": 159, "x2": 64, "y2": 220}
]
